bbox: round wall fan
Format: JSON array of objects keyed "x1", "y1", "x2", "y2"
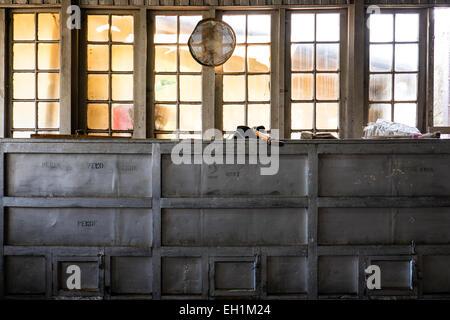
[{"x1": 188, "y1": 18, "x2": 236, "y2": 67}]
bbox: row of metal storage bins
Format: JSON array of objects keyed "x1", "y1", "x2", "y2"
[
  {"x1": 5, "y1": 252, "x2": 450, "y2": 298},
  {"x1": 7, "y1": 153, "x2": 450, "y2": 197}
]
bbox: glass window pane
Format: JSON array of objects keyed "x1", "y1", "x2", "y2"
[
  {"x1": 394, "y1": 73, "x2": 417, "y2": 101},
  {"x1": 155, "y1": 75, "x2": 177, "y2": 101},
  {"x1": 88, "y1": 15, "x2": 109, "y2": 42},
  {"x1": 13, "y1": 102, "x2": 35, "y2": 128},
  {"x1": 112, "y1": 132, "x2": 132, "y2": 137},
  {"x1": 394, "y1": 103, "x2": 417, "y2": 127},
  {"x1": 180, "y1": 45, "x2": 202, "y2": 72},
  {"x1": 13, "y1": 131, "x2": 33, "y2": 138},
  {"x1": 38, "y1": 73, "x2": 60, "y2": 99},
  {"x1": 87, "y1": 45, "x2": 109, "y2": 71},
  {"x1": 87, "y1": 74, "x2": 109, "y2": 100},
  {"x1": 13, "y1": 44, "x2": 35, "y2": 70},
  {"x1": 13, "y1": 73, "x2": 35, "y2": 99},
  {"x1": 292, "y1": 74, "x2": 314, "y2": 101},
  {"x1": 291, "y1": 44, "x2": 314, "y2": 72},
  {"x1": 316, "y1": 73, "x2": 339, "y2": 100},
  {"x1": 13, "y1": 14, "x2": 35, "y2": 40},
  {"x1": 316, "y1": 103, "x2": 338, "y2": 130},
  {"x1": 179, "y1": 133, "x2": 202, "y2": 139},
  {"x1": 291, "y1": 14, "x2": 314, "y2": 42},
  {"x1": 180, "y1": 104, "x2": 202, "y2": 131},
  {"x1": 223, "y1": 75, "x2": 245, "y2": 102},
  {"x1": 38, "y1": 102, "x2": 59, "y2": 128},
  {"x1": 38, "y1": 44, "x2": 60, "y2": 70},
  {"x1": 180, "y1": 75, "x2": 202, "y2": 102},
  {"x1": 112, "y1": 45, "x2": 133, "y2": 71},
  {"x1": 248, "y1": 75, "x2": 270, "y2": 102},
  {"x1": 433, "y1": 8, "x2": 450, "y2": 127},
  {"x1": 369, "y1": 104, "x2": 391, "y2": 123},
  {"x1": 38, "y1": 13, "x2": 60, "y2": 40},
  {"x1": 248, "y1": 15, "x2": 271, "y2": 43},
  {"x1": 370, "y1": 14, "x2": 393, "y2": 43},
  {"x1": 88, "y1": 132, "x2": 109, "y2": 136},
  {"x1": 370, "y1": 44, "x2": 393, "y2": 72},
  {"x1": 155, "y1": 45, "x2": 177, "y2": 72},
  {"x1": 155, "y1": 104, "x2": 176, "y2": 131},
  {"x1": 223, "y1": 15, "x2": 246, "y2": 44},
  {"x1": 395, "y1": 44, "x2": 418, "y2": 71},
  {"x1": 223, "y1": 104, "x2": 245, "y2": 131},
  {"x1": 112, "y1": 74, "x2": 133, "y2": 101},
  {"x1": 247, "y1": 45, "x2": 270, "y2": 73},
  {"x1": 316, "y1": 14, "x2": 340, "y2": 42},
  {"x1": 156, "y1": 133, "x2": 176, "y2": 139},
  {"x1": 291, "y1": 103, "x2": 313, "y2": 130},
  {"x1": 248, "y1": 104, "x2": 270, "y2": 129},
  {"x1": 395, "y1": 14, "x2": 419, "y2": 42},
  {"x1": 369, "y1": 74, "x2": 392, "y2": 101},
  {"x1": 87, "y1": 104, "x2": 109, "y2": 130},
  {"x1": 111, "y1": 15, "x2": 134, "y2": 43},
  {"x1": 316, "y1": 44, "x2": 339, "y2": 71},
  {"x1": 112, "y1": 104, "x2": 133, "y2": 130},
  {"x1": 155, "y1": 16, "x2": 177, "y2": 43},
  {"x1": 223, "y1": 45, "x2": 245, "y2": 72},
  {"x1": 179, "y1": 16, "x2": 202, "y2": 43}
]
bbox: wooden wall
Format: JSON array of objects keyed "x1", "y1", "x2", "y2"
[{"x1": 0, "y1": 0, "x2": 448, "y2": 7}]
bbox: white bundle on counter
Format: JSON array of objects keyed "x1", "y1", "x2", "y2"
[{"x1": 363, "y1": 119, "x2": 421, "y2": 138}]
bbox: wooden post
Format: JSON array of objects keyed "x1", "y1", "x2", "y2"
[
  {"x1": 134, "y1": 8, "x2": 148, "y2": 139},
  {"x1": 346, "y1": 0, "x2": 365, "y2": 139},
  {"x1": 202, "y1": 8, "x2": 216, "y2": 139},
  {"x1": 60, "y1": 0, "x2": 73, "y2": 134},
  {"x1": 0, "y1": 9, "x2": 6, "y2": 138}
]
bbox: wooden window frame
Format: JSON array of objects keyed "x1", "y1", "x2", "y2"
[
  {"x1": 1, "y1": 4, "x2": 448, "y2": 139},
  {"x1": 149, "y1": 10, "x2": 207, "y2": 139},
  {"x1": 427, "y1": 6, "x2": 450, "y2": 135},
  {"x1": 364, "y1": 7, "x2": 427, "y2": 132},
  {"x1": 6, "y1": 8, "x2": 61, "y2": 138},
  {"x1": 79, "y1": 9, "x2": 143, "y2": 137},
  {"x1": 285, "y1": 8, "x2": 348, "y2": 138},
  {"x1": 214, "y1": 10, "x2": 277, "y2": 137}
]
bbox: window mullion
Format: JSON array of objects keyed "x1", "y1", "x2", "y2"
[{"x1": 0, "y1": 9, "x2": 5, "y2": 138}]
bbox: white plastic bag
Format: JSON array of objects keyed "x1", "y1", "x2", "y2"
[{"x1": 363, "y1": 119, "x2": 421, "y2": 138}]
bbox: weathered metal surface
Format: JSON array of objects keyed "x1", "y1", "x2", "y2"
[
  {"x1": 161, "y1": 257, "x2": 202, "y2": 295},
  {"x1": 318, "y1": 256, "x2": 358, "y2": 295},
  {"x1": 162, "y1": 208, "x2": 307, "y2": 246},
  {"x1": 371, "y1": 259, "x2": 412, "y2": 291},
  {"x1": 422, "y1": 256, "x2": 450, "y2": 294},
  {"x1": 267, "y1": 256, "x2": 307, "y2": 295},
  {"x1": 0, "y1": 139, "x2": 450, "y2": 300},
  {"x1": 6, "y1": 153, "x2": 152, "y2": 197},
  {"x1": 319, "y1": 208, "x2": 392, "y2": 245},
  {"x1": 5, "y1": 256, "x2": 46, "y2": 295},
  {"x1": 162, "y1": 154, "x2": 308, "y2": 197},
  {"x1": 319, "y1": 154, "x2": 450, "y2": 197},
  {"x1": 111, "y1": 257, "x2": 153, "y2": 294},
  {"x1": 6, "y1": 208, "x2": 152, "y2": 247},
  {"x1": 58, "y1": 261, "x2": 99, "y2": 292},
  {"x1": 214, "y1": 261, "x2": 255, "y2": 291}
]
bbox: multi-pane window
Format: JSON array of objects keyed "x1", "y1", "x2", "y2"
[
  {"x1": 153, "y1": 14, "x2": 203, "y2": 139},
  {"x1": 368, "y1": 12, "x2": 420, "y2": 128},
  {"x1": 85, "y1": 14, "x2": 134, "y2": 136},
  {"x1": 433, "y1": 8, "x2": 450, "y2": 129},
  {"x1": 11, "y1": 12, "x2": 60, "y2": 138},
  {"x1": 289, "y1": 12, "x2": 340, "y2": 138},
  {"x1": 220, "y1": 14, "x2": 272, "y2": 136}
]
